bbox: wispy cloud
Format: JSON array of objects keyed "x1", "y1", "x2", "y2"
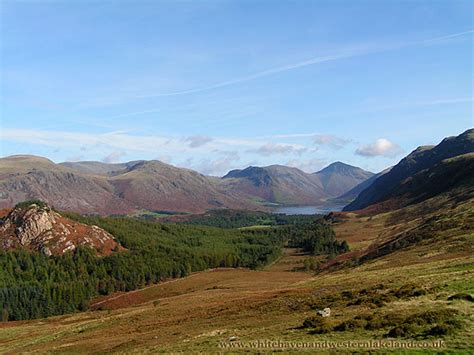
[
  {"x1": 66, "y1": 154, "x2": 84, "y2": 162},
  {"x1": 249, "y1": 142, "x2": 307, "y2": 156},
  {"x1": 1, "y1": 128, "x2": 294, "y2": 157},
  {"x1": 286, "y1": 158, "x2": 326, "y2": 173},
  {"x1": 190, "y1": 151, "x2": 241, "y2": 176},
  {"x1": 184, "y1": 135, "x2": 213, "y2": 148},
  {"x1": 102, "y1": 151, "x2": 126, "y2": 163},
  {"x1": 125, "y1": 29, "x2": 473, "y2": 101},
  {"x1": 422, "y1": 29, "x2": 474, "y2": 45},
  {"x1": 312, "y1": 134, "x2": 351, "y2": 150},
  {"x1": 133, "y1": 52, "x2": 364, "y2": 99}
]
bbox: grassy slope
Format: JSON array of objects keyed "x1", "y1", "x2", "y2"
[{"x1": 0, "y1": 196, "x2": 472, "y2": 353}]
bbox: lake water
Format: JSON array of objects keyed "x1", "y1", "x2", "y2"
[{"x1": 271, "y1": 204, "x2": 345, "y2": 215}]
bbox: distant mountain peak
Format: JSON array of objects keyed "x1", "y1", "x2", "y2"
[
  {"x1": 316, "y1": 161, "x2": 370, "y2": 174},
  {"x1": 3, "y1": 155, "x2": 55, "y2": 165}
]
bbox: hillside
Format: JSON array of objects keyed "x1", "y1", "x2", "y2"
[
  {"x1": 0, "y1": 190, "x2": 471, "y2": 352},
  {"x1": 344, "y1": 129, "x2": 474, "y2": 211},
  {"x1": 0, "y1": 156, "x2": 257, "y2": 214},
  {"x1": 336, "y1": 167, "x2": 391, "y2": 202},
  {"x1": 0, "y1": 211, "x2": 293, "y2": 321},
  {"x1": 59, "y1": 161, "x2": 141, "y2": 176},
  {"x1": 0, "y1": 155, "x2": 133, "y2": 215},
  {"x1": 0, "y1": 141, "x2": 472, "y2": 351}
]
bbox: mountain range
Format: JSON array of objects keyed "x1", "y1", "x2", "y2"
[
  {"x1": 222, "y1": 162, "x2": 373, "y2": 206},
  {"x1": 1, "y1": 129, "x2": 472, "y2": 215},
  {"x1": 0, "y1": 156, "x2": 373, "y2": 215}
]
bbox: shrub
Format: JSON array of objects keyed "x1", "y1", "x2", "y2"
[
  {"x1": 14, "y1": 200, "x2": 49, "y2": 210},
  {"x1": 334, "y1": 318, "x2": 367, "y2": 331},
  {"x1": 424, "y1": 324, "x2": 455, "y2": 337},
  {"x1": 385, "y1": 309, "x2": 461, "y2": 338},
  {"x1": 405, "y1": 309, "x2": 457, "y2": 326},
  {"x1": 393, "y1": 284, "x2": 427, "y2": 299},
  {"x1": 302, "y1": 316, "x2": 332, "y2": 334},
  {"x1": 447, "y1": 293, "x2": 474, "y2": 302},
  {"x1": 341, "y1": 290, "x2": 354, "y2": 300},
  {"x1": 387, "y1": 325, "x2": 415, "y2": 338}
]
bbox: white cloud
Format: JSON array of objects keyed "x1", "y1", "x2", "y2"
[
  {"x1": 312, "y1": 134, "x2": 350, "y2": 149},
  {"x1": 184, "y1": 135, "x2": 213, "y2": 148},
  {"x1": 249, "y1": 142, "x2": 307, "y2": 156},
  {"x1": 155, "y1": 155, "x2": 173, "y2": 164},
  {"x1": 66, "y1": 155, "x2": 84, "y2": 162},
  {"x1": 286, "y1": 158, "x2": 326, "y2": 173},
  {"x1": 191, "y1": 151, "x2": 241, "y2": 176},
  {"x1": 355, "y1": 138, "x2": 403, "y2": 158},
  {"x1": 102, "y1": 151, "x2": 126, "y2": 163}
]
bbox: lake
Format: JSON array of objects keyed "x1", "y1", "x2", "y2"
[{"x1": 271, "y1": 203, "x2": 346, "y2": 215}]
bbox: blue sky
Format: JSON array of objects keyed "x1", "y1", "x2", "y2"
[{"x1": 1, "y1": 0, "x2": 472, "y2": 175}]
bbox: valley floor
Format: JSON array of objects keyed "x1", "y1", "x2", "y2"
[{"x1": 0, "y1": 239, "x2": 472, "y2": 353}]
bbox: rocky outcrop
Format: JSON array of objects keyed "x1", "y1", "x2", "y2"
[{"x1": 0, "y1": 202, "x2": 121, "y2": 256}]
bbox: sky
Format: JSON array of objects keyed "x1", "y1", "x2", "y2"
[{"x1": 0, "y1": 0, "x2": 473, "y2": 176}]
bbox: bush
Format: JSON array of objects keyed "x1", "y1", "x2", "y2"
[
  {"x1": 385, "y1": 309, "x2": 461, "y2": 338},
  {"x1": 424, "y1": 324, "x2": 455, "y2": 337},
  {"x1": 447, "y1": 293, "x2": 474, "y2": 302},
  {"x1": 393, "y1": 284, "x2": 427, "y2": 299},
  {"x1": 302, "y1": 316, "x2": 332, "y2": 334},
  {"x1": 334, "y1": 318, "x2": 367, "y2": 331},
  {"x1": 404, "y1": 309, "x2": 457, "y2": 326},
  {"x1": 14, "y1": 200, "x2": 49, "y2": 210},
  {"x1": 387, "y1": 325, "x2": 415, "y2": 338}
]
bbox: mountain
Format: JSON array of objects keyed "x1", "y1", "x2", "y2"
[
  {"x1": 344, "y1": 129, "x2": 474, "y2": 212},
  {"x1": 59, "y1": 161, "x2": 136, "y2": 176},
  {"x1": 0, "y1": 201, "x2": 121, "y2": 255},
  {"x1": 336, "y1": 167, "x2": 391, "y2": 202},
  {"x1": 105, "y1": 160, "x2": 255, "y2": 213},
  {"x1": 0, "y1": 155, "x2": 133, "y2": 215},
  {"x1": 222, "y1": 165, "x2": 327, "y2": 205},
  {"x1": 312, "y1": 162, "x2": 374, "y2": 197},
  {"x1": 0, "y1": 156, "x2": 256, "y2": 214},
  {"x1": 222, "y1": 163, "x2": 373, "y2": 205}
]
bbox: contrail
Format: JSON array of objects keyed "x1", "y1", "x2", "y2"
[
  {"x1": 422, "y1": 29, "x2": 474, "y2": 44},
  {"x1": 130, "y1": 29, "x2": 473, "y2": 100},
  {"x1": 134, "y1": 52, "x2": 362, "y2": 99}
]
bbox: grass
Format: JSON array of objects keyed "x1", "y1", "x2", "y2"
[
  {"x1": 0, "y1": 193, "x2": 472, "y2": 353},
  {"x1": 0, "y1": 245, "x2": 472, "y2": 353}
]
